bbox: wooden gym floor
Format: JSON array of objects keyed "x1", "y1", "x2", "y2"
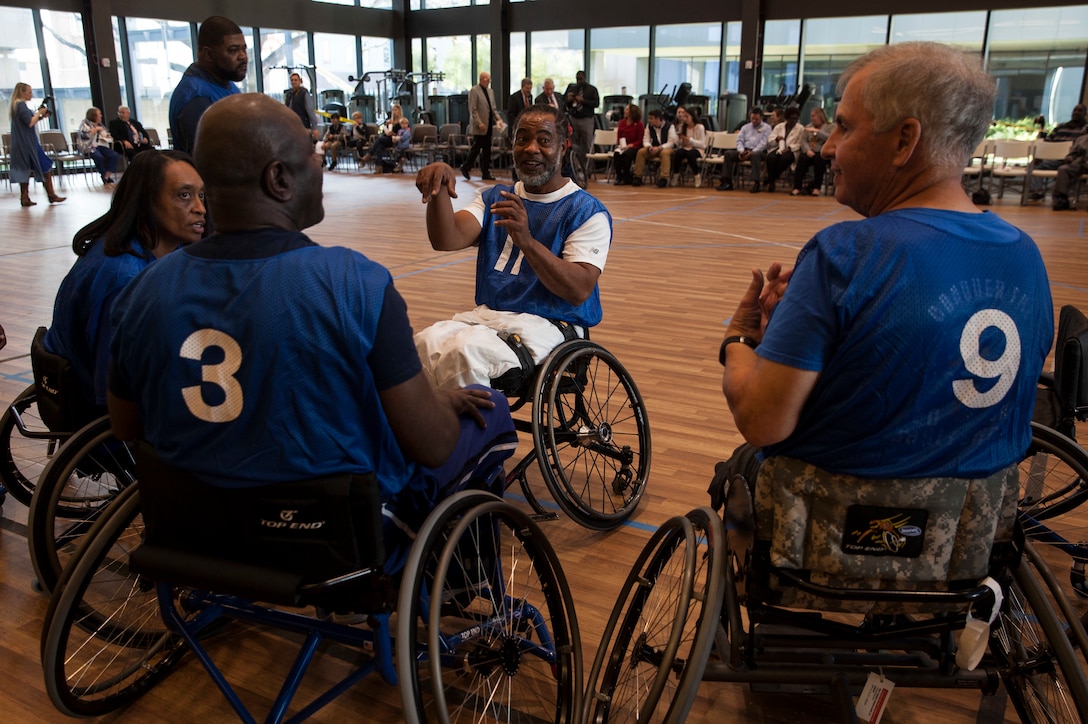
[{"x1": 1, "y1": 165, "x2": 1086, "y2": 722}]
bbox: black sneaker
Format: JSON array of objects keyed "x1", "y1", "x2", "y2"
[
  {"x1": 716, "y1": 182, "x2": 732, "y2": 191},
  {"x1": 631, "y1": 177, "x2": 642, "y2": 187},
  {"x1": 656, "y1": 178, "x2": 668, "y2": 188},
  {"x1": 461, "y1": 165, "x2": 471, "y2": 180},
  {"x1": 1028, "y1": 191, "x2": 1046, "y2": 201}
]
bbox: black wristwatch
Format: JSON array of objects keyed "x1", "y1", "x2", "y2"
[{"x1": 719, "y1": 335, "x2": 758, "y2": 366}]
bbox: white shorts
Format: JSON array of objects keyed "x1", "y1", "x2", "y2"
[{"x1": 414, "y1": 305, "x2": 583, "y2": 389}]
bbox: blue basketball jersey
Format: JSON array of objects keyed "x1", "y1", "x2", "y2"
[
  {"x1": 45, "y1": 239, "x2": 152, "y2": 406},
  {"x1": 110, "y1": 230, "x2": 418, "y2": 496},
  {"x1": 758, "y1": 208, "x2": 1053, "y2": 478},
  {"x1": 474, "y1": 184, "x2": 610, "y2": 326}
]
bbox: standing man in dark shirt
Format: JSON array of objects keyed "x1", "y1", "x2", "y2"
[
  {"x1": 168, "y1": 16, "x2": 247, "y2": 154},
  {"x1": 461, "y1": 71, "x2": 501, "y2": 181},
  {"x1": 285, "y1": 72, "x2": 320, "y2": 142},
  {"x1": 564, "y1": 70, "x2": 599, "y2": 173},
  {"x1": 109, "y1": 105, "x2": 153, "y2": 162}
]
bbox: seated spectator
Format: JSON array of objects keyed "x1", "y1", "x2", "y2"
[
  {"x1": 792, "y1": 107, "x2": 834, "y2": 196},
  {"x1": 669, "y1": 106, "x2": 706, "y2": 186},
  {"x1": 361, "y1": 109, "x2": 406, "y2": 168},
  {"x1": 716, "y1": 108, "x2": 773, "y2": 192},
  {"x1": 612, "y1": 104, "x2": 643, "y2": 186},
  {"x1": 717, "y1": 43, "x2": 1051, "y2": 529},
  {"x1": 632, "y1": 109, "x2": 673, "y2": 188},
  {"x1": 1028, "y1": 103, "x2": 1087, "y2": 201},
  {"x1": 108, "y1": 93, "x2": 517, "y2": 575},
  {"x1": 392, "y1": 117, "x2": 412, "y2": 172},
  {"x1": 1050, "y1": 133, "x2": 1088, "y2": 210},
  {"x1": 109, "y1": 105, "x2": 153, "y2": 162},
  {"x1": 78, "y1": 107, "x2": 121, "y2": 185},
  {"x1": 346, "y1": 111, "x2": 369, "y2": 153},
  {"x1": 321, "y1": 113, "x2": 347, "y2": 170},
  {"x1": 412, "y1": 104, "x2": 612, "y2": 390},
  {"x1": 44, "y1": 150, "x2": 206, "y2": 414},
  {"x1": 764, "y1": 105, "x2": 804, "y2": 191}
]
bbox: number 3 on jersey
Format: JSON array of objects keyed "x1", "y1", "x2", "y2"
[
  {"x1": 952, "y1": 309, "x2": 1020, "y2": 409},
  {"x1": 180, "y1": 329, "x2": 244, "y2": 422}
]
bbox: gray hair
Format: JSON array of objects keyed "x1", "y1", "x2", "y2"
[{"x1": 837, "y1": 42, "x2": 995, "y2": 169}]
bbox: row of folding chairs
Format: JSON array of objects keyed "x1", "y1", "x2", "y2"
[{"x1": 963, "y1": 138, "x2": 1088, "y2": 205}]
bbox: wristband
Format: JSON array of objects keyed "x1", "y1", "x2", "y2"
[{"x1": 719, "y1": 335, "x2": 758, "y2": 366}]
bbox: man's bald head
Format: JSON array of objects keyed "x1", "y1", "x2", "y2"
[
  {"x1": 194, "y1": 93, "x2": 323, "y2": 231},
  {"x1": 196, "y1": 94, "x2": 306, "y2": 187}
]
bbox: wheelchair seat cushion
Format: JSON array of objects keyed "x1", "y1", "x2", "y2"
[{"x1": 754, "y1": 456, "x2": 1018, "y2": 588}]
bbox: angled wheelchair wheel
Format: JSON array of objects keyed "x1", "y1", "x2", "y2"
[
  {"x1": 28, "y1": 416, "x2": 135, "y2": 594},
  {"x1": 399, "y1": 493, "x2": 582, "y2": 723},
  {"x1": 1018, "y1": 422, "x2": 1088, "y2": 600},
  {"x1": 990, "y1": 542, "x2": 1088, "y2": 721},
  {"x1": 585, "y1": 508, "x2": 725, "y2": 724},
  {"x1": 533, "y1": 342, "x2": 651, "y2": 530},
  {"x1": 41, "y1": 485, "x2": 187, "y2": 717},
  {"x1": 1, "y1": 384, "x2": 63, "y2": 506}
]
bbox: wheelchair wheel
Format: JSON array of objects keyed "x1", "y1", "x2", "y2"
[
  {"x1": 533, "y1": 342, "x2": 651, "y2": 531},
  {"x1": 1018, "y1": 422, "x2": 1088, "y2": 600},
  {"x1": 41, "y1": 485, "x2": 186, "y2": 717},
  {"x1": 399, "y1": 493, "x2": 582, "y2": 723},
  {"x1": 1, "y1": 384, "x2": 63, "y2": 506},
  {"x1": 28, "y1": 416, "x2": 135, "y2": 594},
  {"x1": 990, "y1": 542, "x2": 1088, "y2": 721},
  {"x1": 585, "y1": 508, "x2": 725, "y2": 724},
  {"x1": 1019, "y1": 422, "x2": 1088, "y2": 523}
]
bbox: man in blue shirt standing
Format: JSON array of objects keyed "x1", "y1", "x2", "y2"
[{"x1": 169, "y1": 16, "x2": 248, "y2": 154}]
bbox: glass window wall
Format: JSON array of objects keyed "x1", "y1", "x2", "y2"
[
  {"x1": 988, "y1": 5, "x2": 1088, "y2": 127},
  {"x1": 530, "y1": 30, "x2": 584, "y2": 96},
  {"x1": 261, "y1": 29, "x2": 311, "y2": 102},
  {"x1": 0, "y1": 6, "x2": 45, "y2": 121},
  {"x1": 653, "y1": 23, "x2": 720, "y2": 116},
  {"x1": 314, "y1": 32, "x2": 358, "y2": 114},
  {"x1": 889, "y1": 11, "x2": 985, "y2": 48},
  {"x1": 590, "y1": 25, "x2": 649, "y2": 106},
  {"x1": 761, "y1": 19, "x2": 800, "y2": 105},
  {"x1": 122, "y1": 18, "x2": 193, "y2": 140},
  {"x1": 801, "y1": 16, "x2": 886, "y2": 113},
  {"x1": 40, "y1": 10, "x2": 90, "y2": 137}
]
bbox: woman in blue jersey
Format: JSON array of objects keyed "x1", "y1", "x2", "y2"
[{"x1": 43, "y1": 150, "x2": 207, "y2": 416}]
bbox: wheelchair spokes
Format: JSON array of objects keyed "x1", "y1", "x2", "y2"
[
  {"x1": 1, "y1": 385, "x2": 63, "y2": 506},
  {"x1": 534, "y1": 344, "x2": 650, "y2": 531}
]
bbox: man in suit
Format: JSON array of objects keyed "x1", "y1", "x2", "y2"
[
  {"x1": 506, "y1": 78, "x2": 534, "y2": 182},
  {"x1": 109, "y1": 105, "x2": 153, "y2": 162},
  {"x1": 535, "y1": 78, "x2": 565, "y2": 123},
  {"x1": 506, "y1": 78, "x2": 535, "y2": 139},
  {"x1": 461, "y1": 71, "x2": 501, "y2": 181},
  {"x1": 563, "y1": 70, "x2": 599, "y2": 169}
]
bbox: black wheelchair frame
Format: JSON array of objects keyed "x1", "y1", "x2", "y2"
[
  {"x1": 499, "y1": 338, "x2": 651, "y2": 531},
  {"x1": 585, "y1": 483, "x2": 1088, "y2": 722},
  {"x1": 40, "y1": 446, "x2": 582, "y2": 722}
]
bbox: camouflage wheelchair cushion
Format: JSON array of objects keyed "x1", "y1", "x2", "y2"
[{"x1": 752, "y1": 456, "x2": 1017, "y2": 612}]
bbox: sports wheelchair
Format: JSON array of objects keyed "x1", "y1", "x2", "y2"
[
  {"x1": 1, "y1": 327, "x2": 103, "y2": 507},
  {"x1": 1018, "y1": 304, "x2": 1088, "y2": 604},
  {"x1": 492, "y1": 333, "x2": 650, "y2": 531},
  {"x1": 585, "y1": 456, "x2": 1088, "y2": 722},
  {"x1": 41, "y1": 443, "x2": 582, "y2": 722}
]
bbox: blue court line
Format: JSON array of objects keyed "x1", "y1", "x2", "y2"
[
  {"x1": 1, "y1": 370, "x2": 34, "y2": 384},
  {"x1": 503, "y1": 491, "x2": 661, "y2": 534},
  {"x1": 1079, "y1": 218, "x2": 1085, "y2": 238}
]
